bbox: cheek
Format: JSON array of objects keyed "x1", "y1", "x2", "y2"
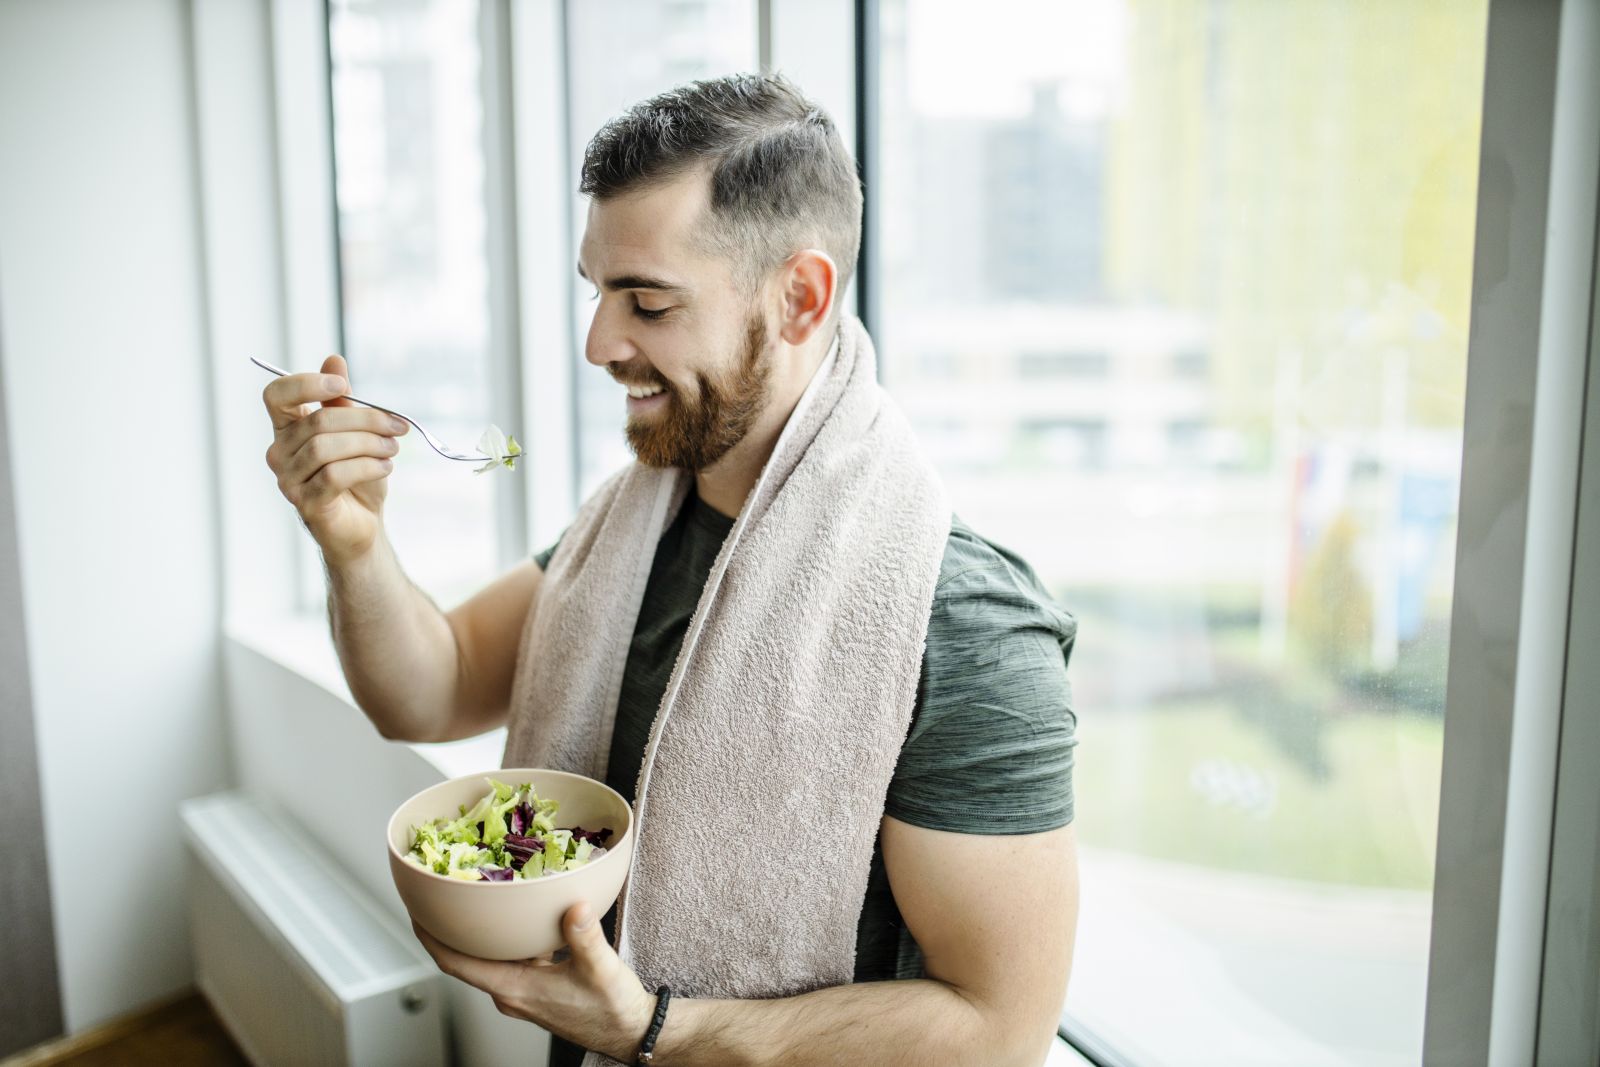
[{"x1": 652, "y1": 350, "x2": 703, "y2": 398}]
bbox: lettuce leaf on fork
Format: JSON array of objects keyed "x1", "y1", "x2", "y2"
[{"x1": 474, "y1": 424, "x2": 523, "y2": 474}]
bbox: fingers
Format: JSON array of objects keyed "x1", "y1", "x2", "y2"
[
  {"x1": 292, "y1": 456, "x2": 394, "y2": 513},
  {"x1": 262, "y1": 355, "x2": 415, "y2": 521},
  {"x1": 270, "y1": 404, "x2": 408, "y2": 464},
  {"x1": 263, "y1": 364, "x2": 350, "y2": 430},
  {"x1": 319, "y1": 354, "x2": 355, "y2": 410},
  {"x1": 411, "y1": 919, "x2": 527, "y2": 992},
  {"x1": 287, "y1": 429, "x2": 398, "y2": 476}
]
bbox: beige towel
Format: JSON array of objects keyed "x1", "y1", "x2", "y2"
[{"x1": 501, "y1": 312, "x2": 950, "y2": 1066}]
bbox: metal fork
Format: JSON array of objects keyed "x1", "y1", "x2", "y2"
[{"x1": 251, "y1": 356, "x2": 492, "y2": 463}]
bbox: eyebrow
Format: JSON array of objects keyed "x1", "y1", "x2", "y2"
[{"x1": 576, "y1": 261, "x2": 690, "y2": 295}]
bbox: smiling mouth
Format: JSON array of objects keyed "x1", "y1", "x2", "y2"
[{"x1": 621, "y1": 381, "x2": 667, "y2": 399}]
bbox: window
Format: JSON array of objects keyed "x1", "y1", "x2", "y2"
[
  {"x1": 563, "y1": 0, "x2": 758, "y2": 504},
  {"x1": 1017, "y1": 418, "x2": 1110, "y2": 472},
  {"x1": 1019, "y1": 351, "x2": 1111, "y2": 379},
  {"x1": 1164, "y1": 417, "x2": 1207, "y2": 464},
  {"x1": 1172, "y1": 347, "x2": 1210, "y2": 379},
  {"x1": 873, "y1": 0, "x2": 1488, "y2": 1062},
  {"x1": 327, "y1": 0, "x2": 498, "y2": 607}
]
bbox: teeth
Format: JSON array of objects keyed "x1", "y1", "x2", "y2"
[{"x1": 626, "y1": 383, "x2": 664, "y2": 399}]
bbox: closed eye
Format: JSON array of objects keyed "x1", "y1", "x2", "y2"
[{"x1": 589, "y1": 288, "x2": 669, "y2": 322}]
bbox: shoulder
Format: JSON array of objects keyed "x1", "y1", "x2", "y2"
[
  {"x1": 884, "y1": 517, "x2": 1079, "y2": 834},
  {"x1": 929, "y1": 516, "x2": 1078, "y2": 663}
]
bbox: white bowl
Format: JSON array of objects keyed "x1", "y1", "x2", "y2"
[{"x1": 387, "y1": 768, "x2": 633, "y2": 960}]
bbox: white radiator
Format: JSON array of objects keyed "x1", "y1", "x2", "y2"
[{"x1": 179, "y1": 792, "x2": 448, "y2": 1067}]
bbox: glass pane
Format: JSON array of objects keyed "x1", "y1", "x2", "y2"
[
  {"x1": 327, "y1": 0, "x2": 497, "y2": 607},
  {"x1": 565, "y1": 0, "x2": 758, "y2": 504},
  {"x1": 876, "y1": 1, "x2": 1487, "y2": 1063}
]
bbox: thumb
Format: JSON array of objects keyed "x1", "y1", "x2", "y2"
[
  {"x1": 563, "y1": 902, "x2": 614, "y2": 968},
  {"x1": 319, "y1": 353, "x2": 353, "y2": 408}
]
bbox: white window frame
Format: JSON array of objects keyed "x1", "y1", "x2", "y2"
[
  {"x1": 275, "y1": 0, "x2": 347, "y2": 615},
  {"x1": 482, "y1": 0, "x2": 532, "y2": 568},
  {"x1": 1424, "y1": 1, "x2": 1600, "y2": 1063},
  {"x1": 508, "y1": 0, "x2": 578, "y2": 548}
]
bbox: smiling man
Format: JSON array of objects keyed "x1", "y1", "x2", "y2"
[{"x1": 262, "y1": 73, "x2": 1078, "y2": 1067}]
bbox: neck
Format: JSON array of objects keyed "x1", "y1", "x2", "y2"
[{"x1": 694, "y1": 326, "x2": 834, "y2": 518}]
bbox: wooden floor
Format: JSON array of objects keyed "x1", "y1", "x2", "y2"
[{"x1": 1, "y1": 991, "x2": 250, "y2": 1067}]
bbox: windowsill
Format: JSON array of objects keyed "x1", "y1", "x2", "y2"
[
  {"x1": 1048, "y1": 1037, "x2": 1096, "y2": 1067},
  {"x1": 224, "y1": 611, "x2": 508, "y2": 780}
]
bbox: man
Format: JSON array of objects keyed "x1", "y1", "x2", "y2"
[{"x1": 263, "y1": 73, "x2": 1078, "y2": 1067}]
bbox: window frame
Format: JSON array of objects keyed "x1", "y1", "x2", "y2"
[
  {"x1": 509, "y1": 0, "x2": 580, "y2": 548},
  {"x1": 1423, "y1": 1, "x2": 1600, "y2": 1063},
  {"x1": 481, "y1": 0, "x2": 532, "y2": 568}
]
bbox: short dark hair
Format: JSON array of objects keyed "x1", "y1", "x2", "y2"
[{"x1": 579, "y1": 72, "x2": 862, "y2": 305}]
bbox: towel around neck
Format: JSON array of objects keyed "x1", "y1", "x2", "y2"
[{"x1": 501, "y1": 312, "x2": 951, "y2": 1066}]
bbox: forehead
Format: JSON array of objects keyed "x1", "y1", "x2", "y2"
[{"x1": 577, "y1": 168, "x2": 721, "y2": 284}]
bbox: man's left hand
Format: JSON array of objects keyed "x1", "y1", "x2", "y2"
[{"x1": 411, "y1": 902, "x2": 655, "y2": 1061}]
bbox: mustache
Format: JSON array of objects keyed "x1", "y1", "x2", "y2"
[{"x1": 608, "y1": 364, "x2": 670, "y2": 391}]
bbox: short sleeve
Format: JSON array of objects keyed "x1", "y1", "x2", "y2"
[
  {"x1": 533, "y1": 529, "x2": 565, "y2": 571},
  {"x1": 884, "y1": 523, "x2": 1078, "y2": 835}
]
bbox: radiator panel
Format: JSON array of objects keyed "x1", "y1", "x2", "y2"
[{"x1": 181, "y1": 792, "x2": 447, "y2": 1067}]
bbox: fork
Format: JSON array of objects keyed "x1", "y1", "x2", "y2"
[{"x1": 251, "y1": 356, "x2": 492, "y2": 463}]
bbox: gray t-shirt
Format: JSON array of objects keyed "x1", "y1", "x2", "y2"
[{"x1": 541, "y1": 488, "x2": 1076, "y2": 1067}]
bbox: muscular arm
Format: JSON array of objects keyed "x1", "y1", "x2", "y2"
[
  {"x1": 263, "y1": 359, "x2": 543, "y2": 745},
  {"x1": 328, "y1": 538, "x2": 542, "y2": 744},
  {"x1": 645, "y1": 816, "x2": 1079, "y2": 1067}
]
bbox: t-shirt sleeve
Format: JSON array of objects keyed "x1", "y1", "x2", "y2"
[
  {"x1": 532, "y1": 529, "x2": 566, "y2": 571},
  {"x1": 884, "y1": 531, "x2": 1078, "y2": 835}
]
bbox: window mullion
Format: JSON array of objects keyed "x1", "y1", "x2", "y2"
[
  {"x1": 481, "y1": 0, "x2": 529, "y2": 570},
  {"x1": 510, "y1": 0, "x2": 577, "y2": 547}
]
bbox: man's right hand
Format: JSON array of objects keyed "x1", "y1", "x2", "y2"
[{"x1": 263, "y1": 353, "x2": 410, "y2": 566}]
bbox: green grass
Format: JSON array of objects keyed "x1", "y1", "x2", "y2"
[{"x1": 1075, "y1": 702, "x2": 1443, "y2": 889}]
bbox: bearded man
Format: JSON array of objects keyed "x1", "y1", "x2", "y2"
[{"x1": 263, "y1": 72, "x2": 1079, "y2": 1067}]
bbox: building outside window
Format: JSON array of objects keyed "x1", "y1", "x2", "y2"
[{"x1": 874, "y1": 0, "x2": 1487, "y2": 1062}]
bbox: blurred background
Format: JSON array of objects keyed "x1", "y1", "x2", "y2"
[{"x1": 5, "y1": 1, "x2": 1596, "y2": 1067}]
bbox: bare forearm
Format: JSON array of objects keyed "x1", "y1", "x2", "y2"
[
  {"x1": 647, "y1": 979, "x2": 1042, "y2": 1067},
  {"x1": 325, "y1": 533, "x2": 460, "y2": 743}
]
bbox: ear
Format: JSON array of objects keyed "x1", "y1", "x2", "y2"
[{"x1": 774, "y1": 248, "x2": 838, "y2": 347}]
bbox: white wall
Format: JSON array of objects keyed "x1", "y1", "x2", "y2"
[{"x1": 0, "y1": 0, "x2": 231, "y2": 1034}]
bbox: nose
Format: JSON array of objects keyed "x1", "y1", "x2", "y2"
[{"x1": 584, "y1": 302, "x2": 636, "y2": 369}]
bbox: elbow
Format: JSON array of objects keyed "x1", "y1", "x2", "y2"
[
  {"x1": 986, "y1": 1028, "x2": 1057, "y2": 1067},
  {"x1": 1008, "y1": 1031, "x2": 1062, "y2": 1067},
  {"x1": 944, "y1": 987, "x2": 1057, "y2": 1067},
  {"x1": 374, "y1": 721, "x2": 414, "y2": 743},
  {"x1": 362, "y1": 696, "x2": 436, "y2": 744},
  {"x1": 976, "y1": 992, "x2": 1065, "y2": 1067},
  {"x1": 375, "y1": 714, "x2": 443, "y2": 744},
  {"x1": 372, "y1": 716, "x2": 413, "y2": 743}
]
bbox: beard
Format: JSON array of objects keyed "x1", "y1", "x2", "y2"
[{"x1": 622, "y1": 309, "x2": 773, "y2": 471}]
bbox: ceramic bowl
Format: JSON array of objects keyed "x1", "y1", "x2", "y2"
[{"x1": 387, "y1": 768, "x2": 633, "y2": 960}]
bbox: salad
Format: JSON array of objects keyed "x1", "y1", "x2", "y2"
[
  {"x1": 401, "y1": 777, "x2": 613, "y2": 882},
  {"x1": 475, "y1": 424, "x2": 523, "y2": 474}
]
